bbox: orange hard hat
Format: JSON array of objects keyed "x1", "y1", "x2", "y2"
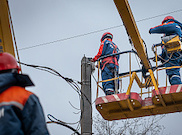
[
  {"x1": 0, "y1": 52, "x2": 20, "y2": 72},
  {"x1": 101, "y1": 32, "x2": 113, "y2": 42},
  {"x1": 162, "y1": 16, "x2": 174, "y2": 24}
]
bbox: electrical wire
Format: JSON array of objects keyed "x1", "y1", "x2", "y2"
[
  {"x1": 69, "y1": 101, "x2": 80, "y2": 111},
  {"x1": 18, "y1": 25, "x2": 122, "y2": 51},
  {"x1": 47, "y1": 114, "x2": 81, "y2": 135},
  {"x1": 18, "y1": 61, "x2": 85, "y2": 133},
  {"x1": 18, "y1": 9, "x2": 182, "y2": 51},
  {"x1": 18, "y1": 61, "x2": 80, "y2": 91},
  {"x1": 136, "y1": 9, "x2": 182, "y2": 23},
  {"x1": 150, "y1": 44, "x2": 182, "y2": 70},
  {"x1": 18, "y1": 61, "x2": 93, "y2": 132},
  {"x1": 18, "y1": 61, "x2": 92, "y2": 123},
  {"x1": 18, "y1": 61, "x2": 92, "y2": 105}
]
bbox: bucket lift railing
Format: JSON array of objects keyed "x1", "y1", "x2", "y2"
[
  {"x1": 96, "y1": 50, "x2": 147, "y2": 98},
  {"x1": 96, "y1": 48, "x2": 182, "y2": 99},
  {"x1": 96, "y1": 50, "x2": 133, "y2": 97},
  {"x1": 152, "y1": 41, "x2": 182, "y2": 87},
  {"x1": 95, "y1": 0, "x2": 182, "y2": 120},
  {"x1": 95, "y1": 49, "x2": 182, "y2": 120}
]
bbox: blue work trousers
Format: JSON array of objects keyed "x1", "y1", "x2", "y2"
[
  {"x1": 165, "y1": 58, "x2": 182, "y2": 85},
  {"x1": 101, "y1": 64, "x2": 119, "y2": 94}
]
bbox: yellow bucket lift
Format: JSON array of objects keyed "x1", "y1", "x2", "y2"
[
  {"x1": 95, "y1": 84, "x2": 182, "y2": 121},
  {"x1": 95, "y1": 0, "x2": 182, "y2": 121}
]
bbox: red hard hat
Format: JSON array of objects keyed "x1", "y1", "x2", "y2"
[
  {"x1": 162, "y1": 16, "x2": 174, "y2": 24},
  {"x1": 0, "y1": 52, "x2": 20, "y2": 71},
  {"x1": 101, "y1": 32, "x2": 113, "y2": 42}
]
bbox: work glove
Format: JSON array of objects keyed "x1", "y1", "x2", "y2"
[
  {"x1": 90, "y1": 59, "x2": 94, "y2": 62},
  {"x1": 149, "y1": 29, "x2": 152, "y2": 34}
]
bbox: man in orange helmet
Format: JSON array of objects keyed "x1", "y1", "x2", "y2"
[
  {"x1": 149, "y1": 16, "x2": 182, "y2": 85},
  {"x1": 149, "y1": 16, "x2": 182, "y2": 37},
  {"x1": 0, "y1": 52, "x2": 49, "y2": 135},
  {"x1": 91, "y1": 32, "x2": 120, "y2": 95}
]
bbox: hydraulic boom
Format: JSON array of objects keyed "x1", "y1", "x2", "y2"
[
  {"x1": 0, "y1": 0, "x2": 15, "y2": 56},
  {"x1": 114, "y1": 0, "x2": 150, "y2": 70}
]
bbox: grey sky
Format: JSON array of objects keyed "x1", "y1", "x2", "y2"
[{"x1": 8, "y1": 0, "x2": 182, "y2": 134}]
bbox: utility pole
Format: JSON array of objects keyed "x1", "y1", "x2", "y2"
[{"x1": 81, "y1": 56, "x2": 95, "y2": 135}]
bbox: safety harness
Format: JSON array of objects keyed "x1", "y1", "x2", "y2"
[{"x1": 101, "y1": 41, "x2": 119, "y2": 70}]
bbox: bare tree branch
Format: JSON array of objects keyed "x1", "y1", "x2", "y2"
[{"x1": 93, "y1": 113, "x2": 165, "y2": 135}]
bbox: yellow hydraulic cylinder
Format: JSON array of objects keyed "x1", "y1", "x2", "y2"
[{"x1": 0, "y1": 0, "x2": 15, "y2": 56}]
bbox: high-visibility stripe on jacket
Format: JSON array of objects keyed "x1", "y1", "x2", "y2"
[
  {"x1": 101, "y1": 41, "x2": 119, "y2": 70},
  {"x1": 0, "y1": 74, "x2": 50, "y2": 135},
  {"x1": 0, "y1": 86, "x2": 32, "y2": 110}
]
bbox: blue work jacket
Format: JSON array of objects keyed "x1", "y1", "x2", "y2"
[
  {"x1": 0, "y1": 73, "x2": 49, "y2": 135},
  {"x1": 149, "y1": 19, "x2": 182, "y2": 37}
]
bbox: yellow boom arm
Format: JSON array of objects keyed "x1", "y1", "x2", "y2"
[
  {"x1": 114, "y1": 0, "x2": 151, "y2": 70},
  {"x1": 0, "y1": 0, "x2": 15, "y2": 56},
  {"x1": 114, "y1": 0, "x2": 159, "y2": 93}
]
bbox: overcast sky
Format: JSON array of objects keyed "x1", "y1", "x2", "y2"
[{"x1": 8, "y1": 0, "x2": 182, "y2": 134}]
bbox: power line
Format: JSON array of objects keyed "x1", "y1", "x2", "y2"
[
  {"x1": 18, "y1": 9, "x2": 182, "y2": 51},
  {"x1": 18, "y1": 25, "x2": 122, "y2": 51},
  {"x1": 137, "y1": 9, "x2": 182, "y2": 22},
  {"x1": 18, "y1": 61, "x2": 92, "y2": 105},
  {"x1": 18, "y1": 61, "x2": 92, "y2": 133}
]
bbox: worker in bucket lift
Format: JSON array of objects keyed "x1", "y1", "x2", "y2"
[
  {"x1": 0, "y1": 52, "x2": 49, "y2": 135},
  {"x1": 91, "y1": 32, "x2": 120, "y2": 95},
  {"x1": 149, "y1": 16, "x2": 182, "y2": 85}
]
